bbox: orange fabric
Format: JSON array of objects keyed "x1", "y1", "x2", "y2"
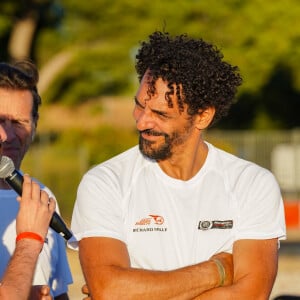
[{"x1": 284, "y1": 201, "x2": 300, "y2": 228}]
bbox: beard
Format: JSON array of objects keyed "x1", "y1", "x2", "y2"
[
  {"x1": 139, "y1": 131, "x2": 172, "y2": 161},
  {"x1": 139, "y1": 123, "x2": 193, "y2": 161}
]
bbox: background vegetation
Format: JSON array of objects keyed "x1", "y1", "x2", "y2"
[{"x1": 1, "y1": 0, "x2": 300, "y2": 221}]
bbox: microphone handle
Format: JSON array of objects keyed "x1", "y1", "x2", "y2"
[
  {"x1": 6, "y1": 171, "x2": 23, "y2": 195},
  {"x1": 5, "y1": 170, "x2": 72, "y2": 240}
]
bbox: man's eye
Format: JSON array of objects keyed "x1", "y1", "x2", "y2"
[
  {"x1": 12, "y1": 120, "x2": 29, "y2": 128},
  {"x1": 0, "y1": 119, "x2": 30, "y2": 127},
  {"x1": 156, "y1": 112, "x2": 169, "y2": 119},
  {"x1": 15, "y1": 122, "x2": 24, "y2": 127},
  {"x1": 158, "y1": 112, "x2": 166, "y2": 117}
]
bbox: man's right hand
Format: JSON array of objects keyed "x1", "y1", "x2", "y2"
[{"x1": 16, "y1": 174, "x2": 56, "y2": 240}]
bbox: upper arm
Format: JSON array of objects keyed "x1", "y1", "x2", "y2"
[{"x1": 232, "y1": 238, "x2": 279, "y2": 299}]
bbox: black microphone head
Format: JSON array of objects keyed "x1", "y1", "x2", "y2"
[{"x1": 0, "y1": 156, "x2": 15, "y2": 178}]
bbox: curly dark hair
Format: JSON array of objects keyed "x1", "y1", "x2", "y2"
[
  {"x1": 135, "y1": 31, "x2": 242, "y2": 125},
  {"x1": 0, "y1": 60, "x2": 41, "y2": 125}
]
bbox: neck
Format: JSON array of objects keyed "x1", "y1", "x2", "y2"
[{"x1": 158, "y1": 140, "x2": 208, "y2": 181}]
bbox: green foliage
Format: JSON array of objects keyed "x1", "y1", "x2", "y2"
[
  {"x1": 56, "y1": 125, "x2": 138, "y2": 165},
  {"x1": 42, "y1": 44, "x2": 136, "y2": 104},
  {"x1": 2, "y1": 0, "x2": 300, "y2": 128}
]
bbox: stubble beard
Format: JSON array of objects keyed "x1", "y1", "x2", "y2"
[
  {"x1": 139, "y1": 133, "x2": 172, "y2": 161},
  {"x1": 138, "y1": 125, "x2": 192, "y2": 161}
]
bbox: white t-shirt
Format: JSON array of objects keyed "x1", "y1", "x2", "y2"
[
  {"x1": 0, "y1": 184, "x2": 73, "y2": 297},
  {"x1": 70, "y1": 143, "x2": 286, "y2": 271}
]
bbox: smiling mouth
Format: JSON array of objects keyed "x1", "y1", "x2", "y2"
[
  {"x1": 140, "y1": 129, "x2": 165, "y2": 137},
  {"x1": 140, "y1": 132, "x2": 164, "y2": 142}
]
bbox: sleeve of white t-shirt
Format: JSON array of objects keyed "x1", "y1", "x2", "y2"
[
  {"x1": 70, "y1": 166, "x2": 126, "y2": 249},
  {"x1": 234, "y1": 166, "x2": 286, "y2": 241}
]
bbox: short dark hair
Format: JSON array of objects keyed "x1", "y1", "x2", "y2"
[
  {"x1": 135, "y1": 31, "x2": 242, "y2": 125},
  {"x1": 0, "y1": 60, "x2": 41, "y2": 125}
]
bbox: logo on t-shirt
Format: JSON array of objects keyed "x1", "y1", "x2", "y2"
[
  {"x1": 135, "y1": 214, "x2": 164, "y2": 225},
  {"x1": 198, "y1": 220, "x2": 233, "y2": 230},
  {"x1": 133, "y1": 214, "x2": 167, "y2": 232}
]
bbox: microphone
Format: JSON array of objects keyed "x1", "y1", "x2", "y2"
[{"x1": 0, "y1": 155, "x2": 72, "y2": 240}]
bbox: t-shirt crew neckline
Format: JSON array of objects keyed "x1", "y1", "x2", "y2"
[{"x1": 150, "y1": 142, "x2": 212, "y2": 187}]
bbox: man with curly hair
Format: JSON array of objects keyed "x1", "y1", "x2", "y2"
[{"x1": 71, "y1": 31, "x2": 286, "y2": 299}]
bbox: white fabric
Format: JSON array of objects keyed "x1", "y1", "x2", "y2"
[
  {"x1": 70, "y1": 142, "x2": 286, "y2": 271},
  {"x1": 0, "y1": 183, "x2": 73, "y2": 297}
]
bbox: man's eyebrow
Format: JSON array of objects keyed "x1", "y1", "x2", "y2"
[
  {"x1": 16, "y1": 118, "x2": 31, "y2": 124},
  {"x1": 0, "y1": 115, "x2": 31, "y2": 124},
  {"x1": 134, "y1": 96, "x2": 171, "y2": 117}
]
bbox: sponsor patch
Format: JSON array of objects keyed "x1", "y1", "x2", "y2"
[{"x1": 198, "y1": 220, "x2": 233, "y2": 230}]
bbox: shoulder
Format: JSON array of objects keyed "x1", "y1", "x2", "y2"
[
  {"x1": 75, "y1": 145, "x2": 156, "y2": 197},
  {"x1": 82, "y1": 145, "x2": 150, "y2": 183},
  {"x1": 207, "y1": 142, "x2": 278, "y2": 186}
]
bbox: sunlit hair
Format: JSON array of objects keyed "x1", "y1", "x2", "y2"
[
  {"x1": 0, "y1": 60, "x2": 41, "y2": 125},
  {"x1": 135, "y1": 31, "x2": 242, "y2": 125}
]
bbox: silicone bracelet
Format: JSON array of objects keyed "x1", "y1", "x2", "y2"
[
  {"x1": 16, "y1": 232, "x2": 44, "y2": 244},
  {"x1": 212, "y1": 258, "x2": 226, "y2": 286}
]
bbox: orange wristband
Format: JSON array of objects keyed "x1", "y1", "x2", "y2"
[{"x1": 16, "y1": 232, "x2": 44, "y2": 244}]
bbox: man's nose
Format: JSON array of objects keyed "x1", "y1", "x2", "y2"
[
  {"x1": 135, "y1": 110, "x2": 156, "y2": 132},
  {"x1": 0, "y1": 124, "x2": 7, "y2": 143},
  {"x1": 0, "y1": 120, "x2": 14, "y2": 142}
]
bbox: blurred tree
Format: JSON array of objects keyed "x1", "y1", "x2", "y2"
[
  {"x1": 0, "y1": 0, "x2": 63, "y2": 61},
  {"x1": 218, "y1": 63, "x2": 300, "y2": 130},
  {"x1": 259, "y1": 63, "x2": 300, "y2": 129}
]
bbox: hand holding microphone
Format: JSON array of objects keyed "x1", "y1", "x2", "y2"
[
  {"x1": 0, "y1": 155, "x2": 73, "y2": 240},
  {"x1": 16, "y1": 174, "x2": 56, "y2": 242}
]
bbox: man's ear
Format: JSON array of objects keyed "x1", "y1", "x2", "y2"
[{"x1": 195, "y1": 107, "x2": 216, "y2": 130}]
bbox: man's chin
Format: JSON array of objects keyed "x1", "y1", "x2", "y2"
[
  {"x1": 139, "y1": 144, "x2": 171, "y2": 161},
  {"x1": 139, "y1": 145, "x2": 155, "y2": 160}
]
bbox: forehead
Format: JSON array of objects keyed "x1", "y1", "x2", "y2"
[
  {"x1": 0, "y1": 88, "x2": 33, "y2": 118},
  {"x1": 136, "y1": 73, "x2": 178, "y2": 108}
]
